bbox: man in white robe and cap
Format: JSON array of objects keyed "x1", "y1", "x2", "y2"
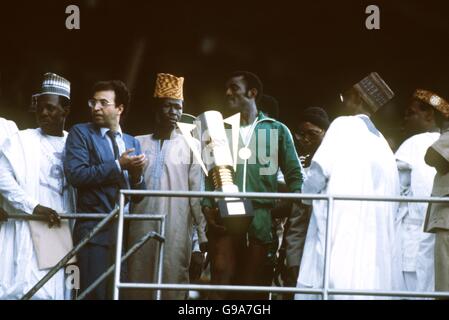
[
  {"x1": 296, "y1": 72, "x2": 401, "y2": 300},
  {"x1": 126, "y1": 73, "x2": 207, "y2": 300},
  {"x1": 0, "y1": 73, "x2": 75, "y2": 300},
  {"x1": 395, "y1": 89, "x2": 449, "y2": 294}
]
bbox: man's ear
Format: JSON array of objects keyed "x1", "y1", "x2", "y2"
[
  {"x1": 424, "y1": 107, "x2": 435, "y2": 122},
  {"x1": 63, "y1": 105, "x2": 71, "y2": 118},
  {"x1": 354, "y1": 91, "x2": 363, "y2": 105},
  {"x1": 117, "y1": 104, "x2": 124, "y2": 115},
  {"x1": 294, "y1": 132, "x2": 301, "y2": 141},
  {"x1": 248, "y1": 88, "x2": 258, "y2": 100}
]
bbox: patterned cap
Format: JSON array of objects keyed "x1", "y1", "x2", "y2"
[
  {"x1": 353, "y1": 72, "x2": 394, "y2": 113},
  {"x1": 413, "y1": 89, "x2": 449, "y2": 119},
  {"x1": 36, "y1": 72, "x2": 70, "y2": 99},
  {"x1": 153, "y1": 73, "x2": 184, "y2": 100}
]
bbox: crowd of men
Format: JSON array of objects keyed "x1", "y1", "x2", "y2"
[{"x1": 0, "y1": 70, "x2": 448, "y2": 300}]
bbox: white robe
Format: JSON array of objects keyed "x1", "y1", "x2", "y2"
[
  {"x1": 395, "y1": 132, "x2": 439, "y2": 294},
  {"x1": 295, "y1": 115, "x2": 400, "y2": 300},
  {"x1": 0, "y1": 129, "x2": 74, "y2": 300},
  {"x1": 0, "y1": 117, "x2": 18, "y2": 148},
  {"x1": 0, "y1": 117, "x2": 18, "y2": 213},
  {"x1": 127, "y1": 131, "x2": 207, "y2": 300}
]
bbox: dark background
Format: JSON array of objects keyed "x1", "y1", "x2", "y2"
[{"x1": 1, "y1": 0, "x2": 449, "y2": 146}]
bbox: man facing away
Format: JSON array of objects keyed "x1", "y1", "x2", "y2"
[{"x1": 296, "y1": 72, "x2": 401, "y2": 300}]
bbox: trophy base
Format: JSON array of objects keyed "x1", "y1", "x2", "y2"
[{"x1": 217, "y1": 198, "x2": 253, "y2": 235}]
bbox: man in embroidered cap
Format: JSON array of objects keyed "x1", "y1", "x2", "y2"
[
  {"x1": 64, "y1": 80, "x2": 146, "y2": 300},
  {"x1": 422, "y1": 92, "x2": 449, "y2": 294},
  {"x1": 395, "y1": 89, "x2": 449, "y2": 296},
  {"x1": 0, "y1": 73, "x2": 75, "y2": 299},
  {"x1": 125, "y1": 73, "x2": 207, "y2": 300},
  {"x1": 296, "y1": 72, "x2": 401, "y2": 300}
]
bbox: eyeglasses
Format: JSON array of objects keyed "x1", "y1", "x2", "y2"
[
  {"x1": 88, "y1": 98, "x2": 115, "y2": 109},
  {"x1": 296, "y1": 128, "x2": 324, "y2": 140}
]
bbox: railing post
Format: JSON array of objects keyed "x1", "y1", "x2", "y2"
[
  {"x1": 323, "y1": 195, "x2": 334, "y2": 300},
  {"x1": 113, "y1": 192, "x2": 126, "y2": 300},
  {"x1": 156, "y1": 216, "x2": 166, "y2": 300}
]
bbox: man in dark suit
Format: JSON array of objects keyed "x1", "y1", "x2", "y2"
[{"x1": 64, "y1": 80, "x2": 146, "y2": 300}]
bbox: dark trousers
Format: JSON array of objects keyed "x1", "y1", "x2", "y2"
[
  {"x1": 207, "y1": 231, "x2": 269, "y2": 300},
  {"x1": 77, "y1": 243, "x2": 113, "y2": 300}
]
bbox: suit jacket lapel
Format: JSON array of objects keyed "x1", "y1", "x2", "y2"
[{"x1": 91, "y1": 125, "x2": 114, "y2": 162}]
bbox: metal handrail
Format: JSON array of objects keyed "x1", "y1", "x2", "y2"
[
  {"x1": 112, "y1": 189, "x2": 449, "y2": 300},
  {"x1": 6, "y1": 213, "x2": 165, "y2": 221},
  {"x1": 9, "y1": 189, "x2": 449, "y2": 300},
  {"x1": 13, "y1": 208, "x2": 166, "y2": 300},
  {"x1": 120, "y1": 190, "x2": 449, "y2": 203}
]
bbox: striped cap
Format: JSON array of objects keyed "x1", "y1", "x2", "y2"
[
  {"x1": 36, "y1": 72, "x2": 71, "y2": 99},
  {"x1": 153, "y1": 73, "x2": 184, "y2": 100},
  {"x1": 413, "y1": 89, "x2": 449, "y2": 119},
  {"x1": 353, "y1": 72, "x2": 394, "y2": 113}
]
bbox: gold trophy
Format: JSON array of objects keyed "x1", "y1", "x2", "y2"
[{"x1": 178, "y1": 111, "x2": 253, "y2": 232}]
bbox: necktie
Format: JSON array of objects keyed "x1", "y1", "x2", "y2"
[
  {"x1": 106, "y1": 130, "x2": 130, "y2": 204},
  {"x1": 106, "y1": 130, "x2": 120, "y2": 160}
]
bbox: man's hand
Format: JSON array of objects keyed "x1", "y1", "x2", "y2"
[
  {"x1": 128, "y1": 155, "x2": 147, "y2": 184},
  {"x1": 189, "y1": 251, "x2": 205, "y2": 282},
  {"x1": 119, "y1": 148, "x2": 147, "y2": 182},
  {"x1": 0, "y1": 208, "x2": 8, "y2": 222},
  {"x1": 202, "y1": 207, "x2": 226, "y2": 234},
  {"x1": 33, "y1": 204, "x2": 61, "y2": 228},
  {"x1": 199, "y1": 242, "x2": 208, "y2": 253}
]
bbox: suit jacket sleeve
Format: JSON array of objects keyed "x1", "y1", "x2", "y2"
[{"x1": 64, "y1": 125, "x2": 123, "y2": 188}]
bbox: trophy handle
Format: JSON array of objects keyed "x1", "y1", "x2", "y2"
[
  {"x1": 223, "y1": 113, "x2": 241, "y2": 172},
  {"x1": 177, "y1": 122, "x2": 208, "y2": 175}
]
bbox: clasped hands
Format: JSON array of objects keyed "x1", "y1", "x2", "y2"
[{"x1": 118, "y1": 148, "x2": 147, "y2": 183}]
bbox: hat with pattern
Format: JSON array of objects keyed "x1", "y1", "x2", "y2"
[
  {"x1": 153, "y1": 73, "x2": 184, "y2": 101},
  {"x1": 35, "y1": 72, "x2": 70, "y2": 99},
  {"x1": 353, "y1": 72, "x2": 394, "y2": 113},
  {"x1": 413, "y1": 89, "x2": 449, "y2": 119}
]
